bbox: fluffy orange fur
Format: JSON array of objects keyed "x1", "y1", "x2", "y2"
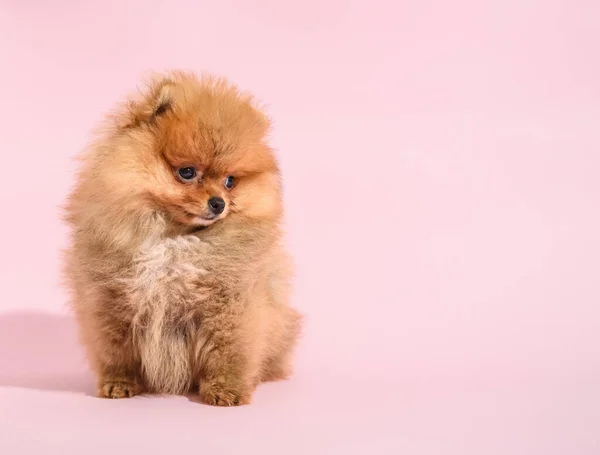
[{"x1": 63, "y1": 71, "x2": 302, "y2": 405}]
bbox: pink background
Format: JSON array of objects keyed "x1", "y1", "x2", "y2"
[{"x1": 0, "y1": 0, "x2": 599, "y2": 453}]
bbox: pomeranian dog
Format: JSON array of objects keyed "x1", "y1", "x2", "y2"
[{"x1": 63, "y1": 71, "x2": 302, "y2": 405}]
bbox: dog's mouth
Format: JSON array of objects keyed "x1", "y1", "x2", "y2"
[{"x1": 183, "y1": 210, "x2": 219, "y2": 226}]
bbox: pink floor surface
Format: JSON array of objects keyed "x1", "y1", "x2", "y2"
[{"x1": 1, "y1": 1, "x2": 599, "y2": 453}]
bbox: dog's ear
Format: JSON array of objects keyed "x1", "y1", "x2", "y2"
[{"x1": 117, "y1": 77, "x2": 175, "y2": 129}]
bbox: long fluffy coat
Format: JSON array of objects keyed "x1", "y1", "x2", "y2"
[{"x1": 63, "y1": 72, "x2": 301, "y2": 405}]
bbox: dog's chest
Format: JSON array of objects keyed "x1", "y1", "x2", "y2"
[
  {"x1": 127, "y1": 236, "x2": 209, "y2": 316},
  {"x1": 127, "y1": 236, "x2": 211, "y2": 393}
]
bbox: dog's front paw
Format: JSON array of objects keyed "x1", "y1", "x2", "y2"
[
  {"x1": 99, "y1": 379, "x2": 142, "y2": 399},
  {"x1": 199, "y1": 379, "x2": 251, "y2": 406}
]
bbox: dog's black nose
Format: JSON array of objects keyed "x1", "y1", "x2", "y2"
[{"x1": 207, "y1": 197, "x2": 225, "y2": 215}]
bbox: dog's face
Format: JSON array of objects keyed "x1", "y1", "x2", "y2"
[{"x1": 113, "y1": 73, "x2": 282, "y2": 228}]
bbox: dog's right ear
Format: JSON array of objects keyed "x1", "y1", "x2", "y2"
[{"x1": 117, "y1": 77, "x2": 175, "y2": 129}]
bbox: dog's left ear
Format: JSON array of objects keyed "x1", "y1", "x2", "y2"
[{"x1": 117, "y1": 77, "x2": 175, "y2": 129}]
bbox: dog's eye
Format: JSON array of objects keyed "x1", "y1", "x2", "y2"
[
  {"x1": 224, "y1": 175, "x2": 235, "y2": 189},
  {"x1": 178, "y1": 167, "x2": 197, "y2": 181}
]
